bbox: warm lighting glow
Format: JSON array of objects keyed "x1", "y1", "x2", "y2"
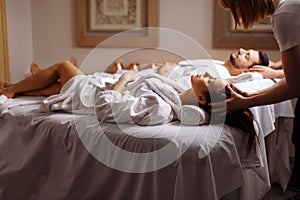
[
  {"x1": 117, "y1": 62, "x2": 123, "y2": 70},
  {"x1": 110, "y1": 62, "x2": 124, "y2": 74},
  {"x1": 133, "y1": 64, "x2": 138, "y2": 71},
  {"x1": 128, "y1": 63, "x2": 140, "y2": 71}
]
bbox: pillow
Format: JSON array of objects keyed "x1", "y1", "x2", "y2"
[{"x1": 179, "y1": 105, "x2": 210, "y2": 125}]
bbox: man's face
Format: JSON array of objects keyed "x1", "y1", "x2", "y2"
[{"x1": 229, "y1": 48, "x2": 260, "y2": 69}]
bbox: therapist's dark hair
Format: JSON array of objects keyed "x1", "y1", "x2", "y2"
[
  {"x1": 198, "y1": 84, "x2": 257, "y2": 152},
  {"x1": 218, "y1": 0, "x2": 275, "y2": 29}
]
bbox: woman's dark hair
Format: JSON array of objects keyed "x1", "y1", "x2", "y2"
[
  {"x1": 198, "y1": 84, "x2": 257, "y2": 152},
  {"x1": 218, "y1": 0, "x2": 275, "y2": 30}
]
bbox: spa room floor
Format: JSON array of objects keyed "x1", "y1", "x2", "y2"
[
  {"x1": 263, "y1": 184, "x2": 300, "y2": 200},
  {"x1": 263, "y1": 157, "x2": 300, "y2": 200}
]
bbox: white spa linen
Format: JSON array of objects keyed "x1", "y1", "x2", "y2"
[
  {"x1": 178, "y1": 59, "x2": 231, "y2": 79},
  {"x1": 40, "y1": 73, "x2": 121, "y2": 114},
  {"x1": 226, "y1": 72, "x2": 263, "y2": 84},
  {"x1": 179, "y1": 105, "x2": 210, "y2": 125},
  {"x1": 95, "y1": 73, "x2": 184, "y2": 125},
  {"x1": 40, "y1": 73, "x2": 184, "y2": 125},
  {"x1": 0, "y1": 95, "x2": 12, "y2": 115},
  {"x1": 0, "y1": 95, "x2": 44, "y2": 116}
]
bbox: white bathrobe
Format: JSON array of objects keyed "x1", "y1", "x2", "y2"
[{"x1": 40, "y1": 72, "x2": 183, "y2": 125}]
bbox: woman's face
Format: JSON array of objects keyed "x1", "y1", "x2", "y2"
[{"x1": 191, "y1": 72, "x2": 229, "y2": 105}]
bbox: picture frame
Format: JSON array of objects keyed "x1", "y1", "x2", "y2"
[
  {"x1": 75, "y1": 0, "x2": 159, "y2": 47},
  {"x1": 212, "y1": 1, "x2": 279, "y2": 49}
]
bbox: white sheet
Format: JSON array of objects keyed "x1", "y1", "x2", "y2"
[
  {"x1": 0, "y1": 95, "x2": 45, "y2": 116},
  {"x1": 0, "y1": 102, "x2": 264, "y2": 200}
]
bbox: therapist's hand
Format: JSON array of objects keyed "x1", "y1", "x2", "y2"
[
  {"x1": 210, "y1": 85, "x2": 249, "y2": 115},
  {"x1": 249, "y1": 65, "x2": 282, "y2": 78}
]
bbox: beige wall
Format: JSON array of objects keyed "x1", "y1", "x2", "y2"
[
  {"x1": 6, "y1": 0, "x2": 33, "y2": 82},
  {"x1": 7, "y1": 0, "x2": 281, "y2": 81}
]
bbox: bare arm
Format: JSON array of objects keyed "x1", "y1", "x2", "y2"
[
  {"x1": 249, "y1": 66, "x2": 285, "y2": 78},
  {"x1": 244, "y1": 79, "x2": 295, "y2": 107},
  {"x1": 281, "y1": 45, "x2": 300, "y2": 94},
  {"x1": 250, "y1": 58, "x2": 284, "y2": 78},
  {"x1": 235, "y1": 45, "x2": 300, "y2": 109},
  {"x1": 269, "y1": 60, "x2": 283, "y2": 69},
  {"x1": 215, "y1": 79, "x2": 293, "y2": 113},
  {"x1": 112, "y1": 71, "x2": 140, "y2": 93},
  {"x1": 156, "y1": 62, "x2": 177, "y2": 76}
]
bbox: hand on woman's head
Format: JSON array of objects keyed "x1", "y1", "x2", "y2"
[
  {"x1": 209, "y1": 84, "x2": 249, "y2": 115},
  {"x1": 191, "y1": 73, "x2": 230, "y2": 106},
  {"x1": 189, "y1": 72, "x2": 250, "y2": 114}
]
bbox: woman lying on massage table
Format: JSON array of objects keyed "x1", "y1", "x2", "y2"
[{"x1": 0, "y1": 60, "x2": 256, "y2": 150}]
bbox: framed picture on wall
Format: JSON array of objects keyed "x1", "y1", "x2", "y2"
[
  {"x1": 75, "y1": 0, "x2": 159, "y2": 47},
  {"x1": 88, "y1": 0, "x2": 146, "y2": 32},
  {"x1": 213, "y1": 1, "x2": 278, "y2": 49}
]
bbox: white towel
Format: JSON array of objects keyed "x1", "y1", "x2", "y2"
[
  {"x1": 226, "y1": 72, "x2": 263, "y2": 84},
  {"x1": 125, "y1": 73, "x2": 186, "y2": 93},
  {"x1": 0, "y1": 95, "x2": 44, "y2": 116},
  {"x1": 179, "y1": 105, "x2": 210, "y2": 125}
]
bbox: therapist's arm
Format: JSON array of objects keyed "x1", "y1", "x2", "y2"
[
  {"x1": 249, "y1": 66, "x2": 285, "y2": 78},
  {"x1": 219, "y1": 45, "x2": 300, "y2": 113},
  {"x1": 247, "y1": 45, "x2": 300, "y2": 105},
  {"x1": 281, "y1": 45, "x2": 300, "y2": 95},
  {"x1": 269, "y1": 60, "x2": 283, "y2": 69},
  {"x1": 223, "y1": 79, "x2": 293, "y2": 112}
]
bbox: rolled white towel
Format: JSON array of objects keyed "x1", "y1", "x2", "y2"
[{"x1": 179, "y1": 105, "x2": 210, "y2": 125}]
